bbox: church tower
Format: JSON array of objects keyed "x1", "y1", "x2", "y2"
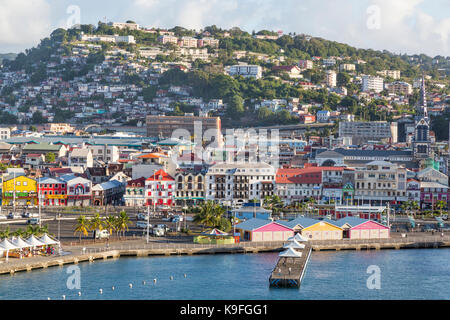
[{"x1": 413, "y1": 75, "x2": 431, "y2": 159}]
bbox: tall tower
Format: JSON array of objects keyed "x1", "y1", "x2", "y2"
[{"x1": 413, "y1": 75, "x2": 431, "y2": 159}]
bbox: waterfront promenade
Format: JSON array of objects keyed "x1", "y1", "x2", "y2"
[{"x1": 1, "y1": 235, "x2": 449, "y2": 276}]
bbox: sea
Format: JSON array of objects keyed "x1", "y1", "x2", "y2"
[{"x1": 0, "y1": 248, "x2": 448, "y2": 300}]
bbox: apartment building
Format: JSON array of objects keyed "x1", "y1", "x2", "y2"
[
  {"x1": 174, "y1": 169, "x2": 206, "y2": 206},
  {"x1": 179, "y1": 37, "x2": 198, "y2": 48},
  {"x1": 43, "y1": 123, "x2": 75, "y2": 135},
  {"x1": 338, "y1": 121, "x2": 397, "y2": 144},
  {"x1": 361, "y1": 75, "x2": 384, "y2": 93},
  {"x1": 68, "y1": 148, "x2": 93, "y2": 169},
  {"x1": 206, "y1": 162, "x2": 276, "y2": 206},
  {"x1": 108, "y1": 22, "x2": 140, "y2": 30},
  {"x1": 339, "y1": 64, "x2": 356, "y2": 72},
  {"x1": 146, "y1": 115, "x2": 221, "y2": 139},
  {"x1": 326, "y1": 70, "x2": 337, "y2": 87},
  {"x1": 377, "y1": 70, "x2": 401, "y2": 79},
  {"x1": 0, "y1": 127, "x2": 11, "y2": 140},
  {"x1": 197, "y1": 37, "x2": 219, "y2": 48},
  {"x1": 80, "y1": 33, "x2": 136, "y2": 44},
  {"x1": 387, "y1": 81, "x2": 412, "y2": 96},
  {"x1": 298, "y1": 60, "x2": 313, "y2": 70},
  {"x1": 353, "y1": 161, "x2": 407, "y2": 205},
  {"x1": 88, "y1": 145, "x2": 120, "y2": 163},
  {"x1": 157, "y1": 35, "x2": 178, "y2": 45},
  {"x1": 225, "y1": 65, "x2": 262, "y2": 79}
]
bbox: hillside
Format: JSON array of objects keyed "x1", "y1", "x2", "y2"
[{"x1": 0, "y1": 23, "x2": 448, "y2": 129}]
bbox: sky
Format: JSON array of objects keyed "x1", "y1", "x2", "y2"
[{"x1": 0, "y1": 0, "x2": 449, "y2": 57}]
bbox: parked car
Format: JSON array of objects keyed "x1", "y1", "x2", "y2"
[
  {"x1": 95, "y1": 229, "x2": 110, "y2": 239},
  {"x1": 442, "y1": 214, "x2": 448, "y2": 220},
  {"x1": 7, "y1": 212, "x2": 21, "y2": 219},
  {"x1": 0, "y1": 215, "x2": 7, "y2": 220},
  {"x1": 27, "y1": 218, "x2": 40, "y2": 225},
  {"x1": 22, "y1": 212, "x2": 30, "y2": 218},
  {"x1": 136, "y1": 221, "x2": 152, "y2": 229},
  {"x1": 151, "y1": 227, "x2": 165, "y2": 237},
  {"x1": 137, "y1": 213, "x2": 149, "y2": 221},
  {"x1": 156, "y1": 224, "x2": 170, "y2": 232}
]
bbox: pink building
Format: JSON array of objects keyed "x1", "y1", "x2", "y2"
[
  {"x1": 235, "y1": 218, "x2": 294, "y2": 241},
  {"x1": 335, "y1": 217, "x2": 390, "y2": 239}
]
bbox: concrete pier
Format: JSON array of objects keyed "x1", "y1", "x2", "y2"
[{"x1": 269, "y1": 244, "x2": 312, "y2": 288}]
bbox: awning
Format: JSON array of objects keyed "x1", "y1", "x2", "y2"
[
  {"x1": 279, "y1": 247, "x2": 302, "y2": 257},
  {"x1": 11, "y1": 237, "x2": 32, "y2": 249},
  {"x1": 39, "y1": 234, "x2": 60, "y2": 245}
]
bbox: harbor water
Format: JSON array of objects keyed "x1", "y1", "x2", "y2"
[{"x1": 0, "y1": 248, "x2": 449, "y2": 300}]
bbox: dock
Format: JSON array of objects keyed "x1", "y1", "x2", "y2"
[{"x1": 269, "y1": 243, "x2": 312, "y2": 288}]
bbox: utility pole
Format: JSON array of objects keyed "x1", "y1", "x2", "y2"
[
  {"x1": 13, "y1": 170, "x2": 16, "y2": 215},
  {"x1": 38, "y1": 177, "x2": 42, "y2": 227},
  {"x1": 146, "y1": 200, "x2": 150, "y2": 243}
]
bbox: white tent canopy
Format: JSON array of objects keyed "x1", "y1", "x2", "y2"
[
  {"x1": 278, "y1": 247, "x2": 303, "y2": 257},
  {"x1": 38, "y1": 234, "x2": 60, "y2": 246},
  {"x1": 0, "y1": 238, "x2": 19, "y2": 250},
  {"x1": 26, "y1": 235, "x2": 45, "y2": 247},
  {"x1": 11, "y1": 237, "x2": 32, "y2": 249},
  {"x1": 283, "y1": 239, "x2": 306, "y2": 249},
  {"x1": 287, "y1": 233, "x2": 309, "y2": 242}
]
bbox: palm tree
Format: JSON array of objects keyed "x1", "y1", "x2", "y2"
[
  {"x1": 410, "y1": 201, "x2": 420, "y2": 218},
  {"x1": 13, "y1": 228, "x2": 26, "y2": 238},
  {"x1": 0, "y1": 226, "x2": 11, "y2": 239},
  {"x1": 401, "y1": 201, "x2": 410, "y2": 217},
  {"x1": 74, "y1": 215, "x2": 90, "y2": 242},
  {"x1": 116, "y1": 211, "x2": 130, "y2": 238},
  {"x1": 193, "y1": 201, "x2": 217, "y2": 230},
  {"x1": 104, "y1": 215, "x2": 117, "y2": 237},
  {"x1": 263, "y1": 195, "x2": 283, "y2": 218},
  {"x1": 435, "y1": 200, "x2": 446, "y2": 217},
  {"x1": 89, "y1": 213, "x2": 104, "y2": 241}
]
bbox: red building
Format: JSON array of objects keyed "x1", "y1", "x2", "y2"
[{"x1": 37, "y1": 177, "x2": 67, "y2": 206}]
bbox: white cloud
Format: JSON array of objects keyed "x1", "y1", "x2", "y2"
[{"x1": 0, "y1": 0, "x2": 52, "y2": 52}]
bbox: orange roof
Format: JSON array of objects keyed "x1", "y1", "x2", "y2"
[
  {"x1": 146, "y1": 169, "x2": 174, "y2": 182},
  {"x1": 138, "y1": 153, "x2": 164, "y2": 159}
]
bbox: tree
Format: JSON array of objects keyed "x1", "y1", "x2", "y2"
[
  {"x1": 45, "y1": 152, "x2": 56, "y2": 163},
  {"x1": 31, "y1": 111, "x2": 47, "y2": 124},
  {"x1": 337, "y1": 72, "x2": 351, "y2": 87},
  {"x1": 263, "y1": 195, "x2": 283, "y2": 218},
  {"x1": 226, "y1": 94, "x2": 244, "y2": 119},
  {"x1": 89, "y1": 213, "x2": 104, "y2": 240},
  {"x1": 104, "y1": 215, "x2": 117, "y2": 237},
  {"x1": 116, "y1": 211, "x2": 130, "y2": 238},
  {"x1": 74, "y1": 215, "x2": 90, "y2": 242},
  {"x1": 193, "y1": 201, "x2": 228, "y2": 231}
]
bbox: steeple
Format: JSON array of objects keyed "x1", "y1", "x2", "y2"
[{"x1": 419, "y1": 74, "x2": 427, "y2": 118}]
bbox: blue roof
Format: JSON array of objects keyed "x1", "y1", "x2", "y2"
[
  {"x1": 335, "y1": 217, "x2": 370, "y2": 228},
  {"x1": 234, "y1": 218, "x2": 291, "y2": 231},
  {"x1": 278, "y1": 217, "x2": 320, "y2": 229}
]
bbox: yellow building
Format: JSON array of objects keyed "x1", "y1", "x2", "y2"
[
  {"x1": 282, "y1": 218, "x2": 343, "y2": 240},
  {"x1": 2, "y1": 176, "x2": 37, "y2": 206}
]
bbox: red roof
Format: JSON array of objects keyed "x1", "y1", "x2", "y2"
[
  {"x1": 146, "y1": 169, "x2": 174, "y2": 182},
  {"x1": 26, "y1": 153, "x2": 43, "y2": 158},
  {"x1": 276, "y1": 167, "x2": 344, "y2": 184}
]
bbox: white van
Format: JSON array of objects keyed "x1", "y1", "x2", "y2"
[
  {"x1": 136, "y1": 221, "x2": 152, "y2": 229},
  {"x1": 27, "y1": 217, "x2": 40, "y2": 225},
  {"x1": 152, "y1": 227, "x2": 165, "y2": 237},
  {"x1": 95, "y1": 229, "x2": 110, "y2": 239}
]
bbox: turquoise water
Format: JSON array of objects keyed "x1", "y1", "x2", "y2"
[{"x1": 0, "y1": 249, "x2": 449, "y2": 300}]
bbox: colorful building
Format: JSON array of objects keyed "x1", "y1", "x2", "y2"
[
  {"x1": 335, "y1": 217, "x2": 390, "y2": 239},
  {"x1": 281, "y1": 217, "x2": 343, "y2": 240},
  {"x1": 145, "y1": 169, "x2": 175, "y2": 207},
  {"x1": 234, "y1": 218, "x2": 294, "y2": 242},
  {"x1": 2, "y1": 175, "x2": 37, "y2": 206},
  {"x1": 37, "y1": 177, "x2": 67, "y2": 206}
]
